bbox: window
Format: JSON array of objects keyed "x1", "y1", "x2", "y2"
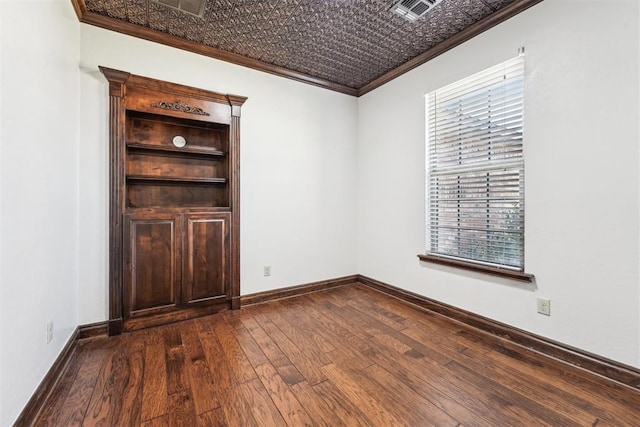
[{"x1": 422, "y1": 54, "x2": 532, "y2": 281}]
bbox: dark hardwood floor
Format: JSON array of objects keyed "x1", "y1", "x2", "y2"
[{"x1": 33, "y1": 284, "x2": 640, "y2": 426}]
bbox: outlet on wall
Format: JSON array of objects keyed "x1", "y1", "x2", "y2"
[
  {"x1": 46, "y1": 321, "x2": 54, "y2": 344},
  {"x1": 537, "y1": 298, "x2": 551, "y2": 316},
  {"x1": 263, "y1": 266, "x2": 271, "y2": 277}
]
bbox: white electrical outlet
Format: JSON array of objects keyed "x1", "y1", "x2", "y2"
[
  {"x1": 537, "y1": 298, "x2": 551, "y2": 316},
  {"x1": 46, "y1": 321, "x2": 54, "y2": 344},
  {"x1": 263, "y1": 266, "x2": 271, "y2": 277}
]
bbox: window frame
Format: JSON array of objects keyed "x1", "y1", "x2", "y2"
[{"x1": 419, "y1": 54, "x2": 534, "y2": 282}]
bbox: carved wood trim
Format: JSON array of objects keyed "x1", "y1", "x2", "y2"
[{"x1": 151, "y1": 100, "x2": 211, "y2": 116}]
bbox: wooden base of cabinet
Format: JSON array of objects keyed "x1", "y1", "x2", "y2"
[{"x1": 123, "y1": 300, "x2": 231, "y2": 332}]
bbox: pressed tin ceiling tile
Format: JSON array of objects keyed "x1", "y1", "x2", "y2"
[
  {"x1": 105, "y1": 0, "x2": 128, "y2": 19},
  {"x1": 127, "y1": 0, "x2": 148, "y2": 25},
  {"x1": 484, "y1": 0, "x2": 516, "y2": 9},
  {"x1": 85, "y1": 0, "x2": 104, "y2": 13},
  {"x1": 456, "y1": 0, "x2": 495, "y2": 19},
  {"x1": 79, "y1": 0, "x2": 538, "y2": 94}
]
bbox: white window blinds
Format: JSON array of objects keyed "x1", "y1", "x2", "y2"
[{"x1": 426, "y1": 54, "x2": 525, "y2": 270}]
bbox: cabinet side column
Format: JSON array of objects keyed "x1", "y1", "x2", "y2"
[
  {"x1": 100, "y1": 67, "x2": 130, "y2": 335},
  {"x1": 229, "y1": 97, "x2": 245, "y2": 310}
]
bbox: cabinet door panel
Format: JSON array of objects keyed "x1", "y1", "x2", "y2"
[
  {"x1": 184, "y1": 213, "x2": 230, "y2": 304},
  {"x1": 124, "y1": 214, "x2": 181, "y2": 316}
]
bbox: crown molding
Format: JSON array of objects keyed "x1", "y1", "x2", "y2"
[{"x1": 70, "y1": 0, "x2": 543, "y2": 97}]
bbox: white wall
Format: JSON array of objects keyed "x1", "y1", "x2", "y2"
[
  {"x1": 77, "y1": 26, "x2": 359, "y2": 324},
  {"x1": 0, "y1": 0, "x2": 80, "y2": 424},
  {"x1": 3, "y1": 0, "x2": 639, "y2": 423},
  {"x1": 358, "y1": 0, "x2": 640, "y2": 367}
]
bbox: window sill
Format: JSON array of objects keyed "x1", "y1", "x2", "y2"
[{"x1": 417, "y1": 254, "x2": 535, "y2": 283}]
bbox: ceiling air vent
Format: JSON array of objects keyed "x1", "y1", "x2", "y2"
[
  {"x1": 391, "y1": 0, "x2": 444, "y2": 22},
  {"x1": 155, "y1": 0, "x2": 205, "y2": 18}
]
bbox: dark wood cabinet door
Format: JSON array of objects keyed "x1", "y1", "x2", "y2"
[
  {"x1": 183, "y1": 213, "x2": 230, "y2": 305},
  {"x1": 123, "y1": 213, "x2": 182, "y2": 318}
]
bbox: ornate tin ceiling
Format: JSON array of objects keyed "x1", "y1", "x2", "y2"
[{"x1": 73, "y1": 0, "x2": 542, "y2": 96}]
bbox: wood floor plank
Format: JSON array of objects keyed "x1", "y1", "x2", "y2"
[
  {"x1": 482, "y1": 345, "x2": 640, "y2": 424},
  {"x1": 311, "y1": 379, "x2": 372, "y2": 427},
  {"x1": 404, "y1": 324, "x2": 606, "y2": 426},
  {"x1": 253, "y1": 362, "x2": 314, "y2": 426},
  {"x1": 198, "y1": 407, "x2": 227, "y2": 427},
  {"x1": 223, "y1": 319, "x2": 269, "y2": 369},
  {"x1": 320, "y1": 363, "x2": 405, "y2": 426},
  {"x1": 239, "y1": 377, "x2": 288, "y2": 426},
  {"x1": 339, "y1": 303, "x2": 456, "y2": 365},
  {"x1": 363, "y1": 344, "x2": 535, "y2": 426},
  {"x1": 240, "y1": 315, "x2": 292, "y2": 369},
  {"x1": 341, "y1": 287, "x2": 408, "y2": 332},
  {"x1": 198, "y1": 328, "x2": 259, "y2": 427},
  {"x1": 114, "y1": 349, "x2": 145, "y2": 426},
  {"x1": 180, "y1": 323, "x2": 221, "y2": 415},
  {"x1": 252, "y1": 303, "x2": 332, "y2": 367},
  {"x1": 211, "y1": 316, "x2": 258, "y2": 384},
  {"x1": 276, "y1": 297, "x2": 374, "y2": 370},
  {"x1": 273, "y1": 363, "x2": 306, "y2": 386},
  {"x1": 164, "y1": 326, "x2": 190, "y2": 395},
  {"x1": 275, "y1": 300, "x2": 336, "y2": 353},
  {"x1": 404, "y1": 311, "x2": 639, "y2": 423},
  {"x1": 37, "y1": 340, "x2": 107, "y2": 426},
  {"x1": 141, "y1": 414, "x2": 170, "y2": 427},
  {"x1": 295, "y1": 295, "x2": 373, "y2": 354},
  {"x1": 34, "y1": 284, "x2": 640, "y2": 427},
  {"x1": 444, "y1": 359, "x2": 580, "y2": 426},
  {"x1": 325, "y1": 349, "x2": 458, "y2": 427},
  {"x1": 307, "y1": 296, "x2": 375, "y2": 343},
  {"x1": 82, "y1": 347, "x2": 130, "y2": 426},
  {"x1": 168, "y1": 389, "x2": 197, "y2": 427},
  {"x1": 288, "y1": 380, "x2": 349, "y2": 427},
  {"x1": 365, "y1": 360, "x2": 475, "y2": 426},
  {"x1": 456, "y1": 326, "x2": 640, "y2": 423},
  {"x1": 141, "y1": 329, "x2": 169, "y2": 422},
  {"x1": 222, "y1": 310, "x2": 248, "y2": 331},
  {"x1": 249, "y1": 307, "x2": 328, "y2": 385}
]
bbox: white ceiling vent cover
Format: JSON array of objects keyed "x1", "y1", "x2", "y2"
[{"x1": 391, "y1": 0, "x2": 444, "y2": 22}]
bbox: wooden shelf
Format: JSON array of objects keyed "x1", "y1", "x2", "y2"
[
  {"x1": 125, "y1": 206, "x2": 232, "y2": 214},
  {"x1": 126, "y1": 175, "x2": 227, "y2": 184},
  {"x1": 126, "y1": 142, "x2": 225, "y2": 157}
]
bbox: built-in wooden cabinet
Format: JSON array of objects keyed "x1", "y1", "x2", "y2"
[{"x1": 101, "y1": 67, "x2": 246, "y2": 334}]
